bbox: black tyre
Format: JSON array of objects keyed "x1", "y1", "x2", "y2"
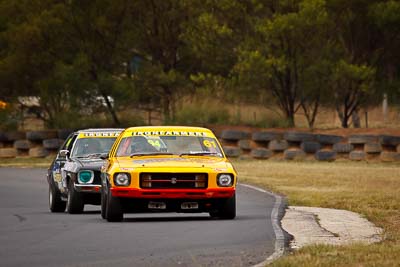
[
  {"x1": 364, "y1": 143, "x2": 382, "y2": 154},
  {"x1": 43, "y1": 139, "x2": 63, "y2": 150},
  {"x1": 348, "y1": 135, "x2": 378, "y2": 144},
  {"x1": 283, "y1": 149, "x2": 306, "y2": 160},
  {"x1": 66, "y1": 180, "x2": 84, "y2": 214},
  {"x1": 252, "y1": 131, "x2": 281, "y2": 142},
  {"x1": 5, "y1": 132, "x2": 26, "y2": 142},
  {"x1": 223, "y1": 146, "x2": 241, "y2": 158},
  {"x1": 316, "y1": 134, "x2": 343, "y2": 145},
  {"x1": 105, "y1": 186, "x2": 123, "y2": 222},
  {"x1": 26, "y1": 130, "x2": 57, "y2": 141},
  {"x1": 49, "y1": 184, "x2": 66, "y2": 213},
  {"x1": 333, "y1": 143, "x2": 354, "y2": 153},
  {"x1": 238, "y1": 140, "x2": 252, "y2": 151},
  {"x1": 315, "y1": 150, "x2": 337, "y2": 161},
  {"x1": 210, "y1": 193, "x2": 236, "y2": 219},
  {"x1": 221, "y1": 130, "x2": 250, "y2": 141},
  {"x1": 300, "y1": 141, "x2": 321, "y2": 153},
  {"x1": 379, "y1": 135, "x2": 400, "y2": 146},
  {"x1": 268, "y1": 140, "x2": 288, "y2": 151},
  {"x1": 101, "y1": 187, "x2": 107, "y2": 219},
  {"x1": 14, "y1": 140, "x2": 32, "y2": 150},
  {"x1": 283, "y1": 132, "x2": 315, "y2": 142},
  {"x1": 349, "y1": 151, "x2": 366, "y2": 161},
  {"x1": 250, "y1": 148, "x2": 273, "y2": 159},
  {"x1": 0, "y1": 132, "x2": 7, "y2": 142}
]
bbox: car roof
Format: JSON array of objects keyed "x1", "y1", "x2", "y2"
[
  {"x1": 124, "y1": 126, "x2": 213, "y2": 133},
  {"x1": 76, "y1": 128, "x2": 124, "y2": 134}
]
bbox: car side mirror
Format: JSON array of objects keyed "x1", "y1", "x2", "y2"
[{"x1": 59, "y1": 150, "x2": 70, "y2": 158}]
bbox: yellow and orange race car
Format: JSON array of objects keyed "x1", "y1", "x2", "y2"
[{"x1": 101, "y1": 126, "x2": 237, "y2": 222}]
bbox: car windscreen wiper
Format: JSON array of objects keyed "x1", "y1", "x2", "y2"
[
  {"x1": 74, "y1": 153, "x2": 103, "y2": 158},
  {"x1": 179, "y1": 151, "x2": 220, "y2": 157},
  {"x1": 130, "y1": 152, "x2": 174, "y2": 157}
]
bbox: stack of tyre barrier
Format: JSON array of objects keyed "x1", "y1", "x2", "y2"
[
  {"x1": 1, "y1": 129, "x2": 400, "y2": 162},
  {"x1": 0, "y1": 130, "x2": 72, "y2": 158},
  {"x1": 220, "y1": 130, "x2": 400, "y2": 162}
]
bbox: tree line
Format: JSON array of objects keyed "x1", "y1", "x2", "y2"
[{"x1": 1, "y1": 0, "x2": 399, "y2": 129}]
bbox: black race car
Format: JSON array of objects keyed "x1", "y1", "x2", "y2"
[{"x1": 47, "y1": 128, "x2": 123, "y2": 213}]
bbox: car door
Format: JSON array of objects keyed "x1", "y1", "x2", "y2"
[{"x1": 50, "y1": 133, "x2": 78, "y2": 192}]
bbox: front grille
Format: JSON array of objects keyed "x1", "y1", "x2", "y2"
[{"x1": 140, "y1": 173, "x2": 208, "y2": 189}]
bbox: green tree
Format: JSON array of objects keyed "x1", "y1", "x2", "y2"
[
  {"x1": 0, "y1": 0, "x2": 135, "y2": 126},
  {"x1": 332, "y1": 60, "x2": 375, "y2": 128},
  {"x1": 0, "y1": 0, "x2": 66, "y2": 98},
  {"x1": 235, "y1": 0, "x2": 330, "y2": 127},
  {"x1": 61, "y1": 0, "x2": 134, "y2": 125},
  {"x1": 370, "y1": 1, "x2": 400, "y2": 104},
  {"x1": 124, "y1": 0, "x2": 194, "y2": 123},
  {"x1": 326, "y1": 0, "x2": 389, "y2": 127}
]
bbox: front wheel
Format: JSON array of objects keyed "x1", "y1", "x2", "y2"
[
  {"x1": 100, "y1": 187, "x2": 107, "y2": 219},
  {"x1": 105, "y1": 186, "x2": 123, "y2": 222},
  {"x1": 209, "y1": 193, "x2": 236, "y2": 219},
  {"x1": 49, "y1": 184, "x2": 66, "y2": 212},
  {"x1": 66, "y1": 179, "x2": 84, "y2": 214}
]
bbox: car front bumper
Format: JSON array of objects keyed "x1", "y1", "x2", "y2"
[
  {"x1": 110, "y1": 187, "x2": 235, "y2": 199},
  {"x1": 74, "y1": 184, "x2": 102, "y2": 193}
]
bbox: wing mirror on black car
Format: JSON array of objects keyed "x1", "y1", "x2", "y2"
[{"x1": 59, "y1": 150, "x2": 70, "y2": 158}]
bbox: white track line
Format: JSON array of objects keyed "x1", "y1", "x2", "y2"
[{"x1": 238, "y1": 183, "x2": 286, "y2": 266}]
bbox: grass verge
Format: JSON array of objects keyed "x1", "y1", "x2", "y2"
[
  {"x1": 233, "y1": 160, "x2": 400, "y2": 267},
  {"x1": 0, "y1": 157, "x2": 52, "y2": 168}
]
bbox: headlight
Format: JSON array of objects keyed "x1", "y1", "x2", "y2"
[
  {"x1": 78, "y1": 170, "x2": 94, "y2": 184},
  {"x1": 217, "y1": 174, "x2": 233, "y2": 187},
  {"x1": 114, "y1": 173, "x2": 131, "y2": 186}
]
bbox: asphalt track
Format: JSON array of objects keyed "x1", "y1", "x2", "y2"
[{"x1": 0, "y1": 167, "x2": 283, "y2": 267}]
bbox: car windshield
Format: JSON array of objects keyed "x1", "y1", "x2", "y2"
[
  {"x1": 116, "y1": 135, "x2": 223, "y2": 158},
  {"x1": 71, "y1": 137, "x2": 117, "y2": 158}
]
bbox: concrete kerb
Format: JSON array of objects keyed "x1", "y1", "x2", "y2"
[
  {"x1": 238, "y1": 183, "x2": 384, "y2": 266},
  {"x1": 239, "y1": 183, "x2": 291, "y2": 266},
  {"x1": 281, "y1": 206, "x2": 384, "y2": 249}
]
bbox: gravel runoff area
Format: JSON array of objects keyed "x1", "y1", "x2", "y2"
[{"x1": 281, "y1": 206, "x2": 383, "y2": 249}]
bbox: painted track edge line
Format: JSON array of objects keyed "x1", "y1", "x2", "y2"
[{"x1": 238, "y1": 183, "x2": 287, "y2": 266}]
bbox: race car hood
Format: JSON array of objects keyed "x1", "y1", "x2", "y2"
[
  {"x1": 76, "y1": 158, "x2": 105, "y2": 169},
  {"x1": 115, "y1": 156, "x2": 232, "y2": 170},
  {"x1": 64, "y1": 157, "x2": 105, "y2": 173}
]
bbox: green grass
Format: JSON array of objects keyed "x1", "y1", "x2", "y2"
[{"x1": 233, "y1": 160, "x2": 400, "y2": 267}]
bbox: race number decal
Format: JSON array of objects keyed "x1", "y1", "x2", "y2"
[
  {"x1": 148, "y1": 139, "x2": 161, "y2": 148},
  {"x1": 203, "y1": 140, "x2": 217, "y2": 148}
]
